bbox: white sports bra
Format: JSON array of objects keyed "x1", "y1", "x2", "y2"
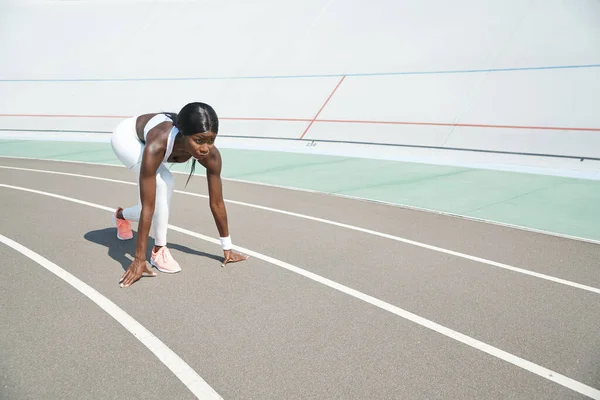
[{"x1": 143, "y1": 113, "x2": 180, "y2": 163}]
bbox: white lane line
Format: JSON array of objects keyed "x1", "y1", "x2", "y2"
[
  {"x1": 0, "y1": 165, "x2": 137, "y2": 185},
  {"x1": 1, "y1": 183, "x2": 599, "y2": 399},
  {"x1": 0, "y1": 232, "x2": 223, "y2": 400},
  {"x1": 4, "y1": 155, "x2": 600, "y2": 246},
  {"x1": 3, "y1": 156, "x2": 600, "y2": 247},
  {"x1": 1, "y1": 164, "x2": 599, "y2": 295}
]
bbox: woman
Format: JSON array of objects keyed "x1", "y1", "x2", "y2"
[{"x1": 110, "y1": 102, "x2": 249, "y2": 288}]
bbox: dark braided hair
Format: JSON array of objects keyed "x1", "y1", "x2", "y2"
[{"x1": 162, "y1": 102, "x2": 219, "y2": 186}]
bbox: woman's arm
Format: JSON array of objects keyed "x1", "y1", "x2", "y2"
[
  {"x1": 205, "y1": 148, "x2": 249, "y2": 267},
  {"x1": 134, "y1": 141, "x2": 164, "y2": 260},
  {"x1": 120, "y1": 124, "x2": 168, "y2": 287},
  {"x1": 206, "y1": 149, "x2": 228, "y2": 237}
]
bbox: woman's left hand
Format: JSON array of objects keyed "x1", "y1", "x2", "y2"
[{"x1": 222, "y1": 250, "x2": 249, "y2": 267}]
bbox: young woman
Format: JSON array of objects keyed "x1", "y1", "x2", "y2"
[{"x1": 110, "y1": 102, "x2": 248, "y2": 288}]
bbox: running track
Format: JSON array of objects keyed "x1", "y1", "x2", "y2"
[{"x1": 1, "y1": 157, "x2": 600, "y2": 399}]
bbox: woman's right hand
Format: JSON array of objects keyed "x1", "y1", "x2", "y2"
[{"x1": 120, "y1": 257, "x2": 156, "y2": 288}]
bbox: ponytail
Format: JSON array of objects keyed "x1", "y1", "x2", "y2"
[
  {"x1": 161, "y1": 112, "x2": 178, "y2": 128},
  {"x1": 185, "y1": 159, "x2": 196, "y2": 187}
]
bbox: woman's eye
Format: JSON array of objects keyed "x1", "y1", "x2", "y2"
[{"x1": 195, "y1": 138, "x2": 214, "y2": 144}]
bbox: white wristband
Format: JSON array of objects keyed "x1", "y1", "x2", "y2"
[{"x1": 220, "y1": 236, "x2": 232, "y2": 250}]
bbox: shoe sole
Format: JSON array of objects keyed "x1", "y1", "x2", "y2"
[{"x1": 150, "y1": 258, "x2": 181, "y2": 274}]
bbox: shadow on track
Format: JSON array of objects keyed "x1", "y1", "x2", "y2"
[{"x1": 83, "y1": 228, "x2": 222, "y2": 272}]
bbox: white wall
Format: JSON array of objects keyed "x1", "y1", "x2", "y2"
[{"x1": 1, "y1": 0, "x2": 600, "y2": 178}]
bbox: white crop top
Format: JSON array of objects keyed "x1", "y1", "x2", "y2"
[{"x1": 143, "y1": 113, "x2": 180, "y2": 163}]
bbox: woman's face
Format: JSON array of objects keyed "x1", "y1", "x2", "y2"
[{"x1": 183, "y1": 131, "x2": 216, "y2": 160}]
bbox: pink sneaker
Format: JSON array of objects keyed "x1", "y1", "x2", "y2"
[
  {"x1": 150, "y1": 246, "x2": 182, "y2": 273},
  {"x1": 113, "y1": 208, "x2": 133, "y2": 240}
]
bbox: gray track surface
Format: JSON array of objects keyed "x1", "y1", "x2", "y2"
[{"x1": 1, "y1": 158, "x2": 599, "y2": 400}]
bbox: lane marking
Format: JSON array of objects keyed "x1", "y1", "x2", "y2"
[
  {"x1": 0, "y1": 113, "x2": 130, "y2": 118},
  {"x1": 315, "y1": 118, "x2": 600, "y2": 132},
  {"x1": 299, "y1": 75, "x2": 346, "y2": 139},
  {"x1": 3, "y1": 112, "x2": 599, "y2": 132},
  {"x1": 0, "y1": 156, "x2": 124, "y2": 168},
  {"x1": 1, "y1": 164, "x2": 600, "y2": 295},
  {"x1": 0, "y1": 63, "x2": 599, "y2": 82},
  {"x1": 1, "y1": 183, "x2": 599, "y2": 399},
  {"x1": 0, "y1": 114, "x2": 312, "y2": 122},
  {"x1": 2, "y1": 131, "x2": 600, "y2": 163},
  {"x1": 0, "y1": 232, "x2": 223, "y2": 400},
  {"x1": 2, "y1": 157, "x2": 600, "y2": 247}
]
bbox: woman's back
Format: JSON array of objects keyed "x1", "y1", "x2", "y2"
[{"x1": 135, "y1": 113, "x2": 173, "y2": 143}]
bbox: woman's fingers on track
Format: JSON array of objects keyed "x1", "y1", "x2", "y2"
[
  {"x1": 221, "y1": 250, "x2": 250, "y2": 267},
  {"x1": 142, "y1": 266, "x2": 157, "y2": 277}
]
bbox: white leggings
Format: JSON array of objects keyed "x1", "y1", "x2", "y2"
[{"x1": 110, "y1": 117, "x2": 174, "y2": 246}]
